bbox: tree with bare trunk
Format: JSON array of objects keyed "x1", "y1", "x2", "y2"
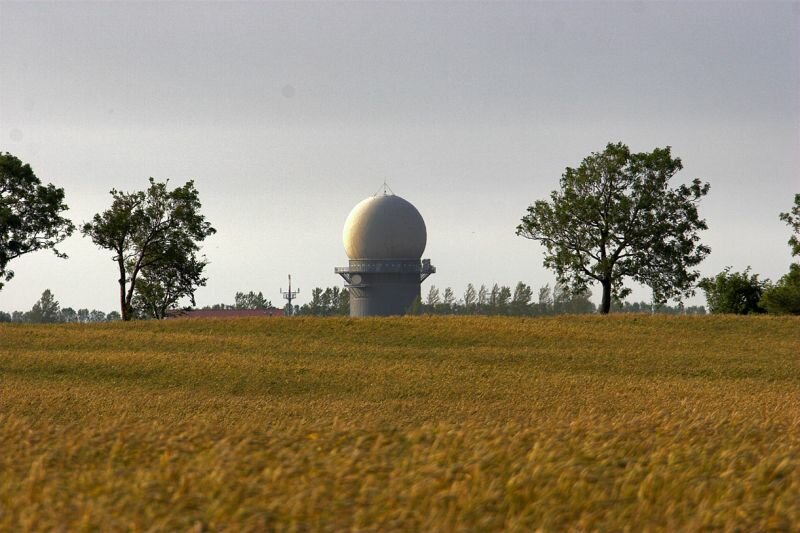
[
  {"x1": 82, "y1": 178, "x2": 215, "y2": 321},
  {"x1": 517, "y1": 142, "x2": 710, "y2": 314}
]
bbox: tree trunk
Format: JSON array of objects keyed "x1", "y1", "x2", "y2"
[
  {"x1": 600, "y1": 278, "x2": 612, "y2": 314},
  {"x1": 118, "y1": 258, "x2": 131, "y2": 321}
]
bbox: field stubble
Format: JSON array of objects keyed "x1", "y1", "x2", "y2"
[{"x1": 0, "y1": 315, "x2": 798, "y2": 531}]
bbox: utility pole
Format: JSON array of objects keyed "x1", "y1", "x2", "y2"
[{"x1": 281, "y1": 275, "x2": 300, "y2": 316}]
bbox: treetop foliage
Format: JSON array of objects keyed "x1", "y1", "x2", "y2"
[
  {"x1": 0, "y1": 152, "x2": 75, "y2": 290},
  {"x1": 0, "y1": 288, "x2": 118, "y2": 323}
]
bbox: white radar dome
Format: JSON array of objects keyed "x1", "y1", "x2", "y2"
[{"x1": 343, "y1": 194, "x2": 427, "y2": 260}]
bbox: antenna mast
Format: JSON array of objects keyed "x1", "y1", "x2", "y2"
[
  {"x1": 373, "y1": 179, "x2": 394, "y2": 197},
  {"x1": 281, "y1": 275, "x2": 300, "y2": 315}
]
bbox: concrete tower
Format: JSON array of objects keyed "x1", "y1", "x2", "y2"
[{"x1": 335, "y1": 191, "x2": 435, "y2": 316}]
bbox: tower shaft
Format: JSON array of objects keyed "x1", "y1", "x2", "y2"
[{"x1": 335, "y1": 259, "x2": 435, "y2": 316}]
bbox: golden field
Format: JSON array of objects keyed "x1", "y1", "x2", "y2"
[{"x1": 0, "y1": 315, "x2": 798, "y2": 532}]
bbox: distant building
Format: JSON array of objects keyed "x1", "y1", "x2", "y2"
[{"x1": 166, "y1": 308, "x2": 285, "y2": 319}]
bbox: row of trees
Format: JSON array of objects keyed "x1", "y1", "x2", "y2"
[
  {"x1": 294, "y1": 286, "x2": 350, "y2": 316},
  {"x1": 0, "y1": 289, "x2": 119, "y2": 323},
  {"x1": 281, "y1": 282, "x2": 705, "y2": 317},
  {"x1": 613, "y1": 300, "x2": 705, "y2": 315},
  {"x1": 202, "y1": 291, "x2": 275, "y2": 311},
  {"x1": 415, "y1": 282, "x2": 595, "y2": 315},
  {"x1": 2, "y1": 146, "x2": 798, "y2": 318}
]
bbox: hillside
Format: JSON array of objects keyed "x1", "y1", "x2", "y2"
[{"x1": 1, "y1": 316, "x2": 798, "y2": 531}]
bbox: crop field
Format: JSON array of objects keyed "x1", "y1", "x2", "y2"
[{"x1": 0, "y1": 315, "x2": 798, "y2": 531}]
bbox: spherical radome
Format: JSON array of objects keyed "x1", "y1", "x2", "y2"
[{"x1": 343, "y1": 194, "x2": 427, "y2": 260}]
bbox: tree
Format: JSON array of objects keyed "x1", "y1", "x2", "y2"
[
  {"x1": 82, "y1": 178, "x2": 215, "y2": 320},
  {"x1": 554, "y1": 283, "x2": 595, "y2": 314},
  {"x1": 0, "y1": 311, "x2": 11, "y2": 322},
  {"x1": 517, "y1": 143, "x2": 710, "y2": 314},
  {"x1": 477, "y1": 285, "x2": 488, "y2": 308},
  {"x1": 759, "y1": 264, "x2": 800, "y2": 315},
  {"x1": 699, "y1": 267, "x2": 768, "y2": 315},
  {"x1": 463, "y1": 284, "x2": 477, "y2": 313},
  {"x1": 780, "y1": 193, "x2": 800, "y2": 257},
  {"x1": 60, "y1": 307, "x2": 78, "y2": 323},
  {"x1": 496, "y1": 286, "x2": 512, "y2": 314},
  {"x1": 426, "y1": 285, "x2": 440, "y2": 306},
  {"x1": 234, "y1": 291, "x2": 271, "y2": 310},
  {"x1": 305, "y1": 287, "x2": 325, "y2": 315},
  {"x1": 295, "y1": 286, "x2": 349, "y2": 316},
  {"x1": 27, "y1": 289, "x2": 62, "y2": 323},
  {"x1": 511, "y1": 282, "x2": 532, "y2": 315},
  {"x1": 106, "y1": 311, "x2": 122, "y2": 321},
  {"x1": 0, "y1": 153, "x2": 75, "y2": 290},
  {"x1": 335, "y1": 287, "x2": 350, "y2": 315},
  {"x1": 537, "y1": 284, "x2": 553, "y2": 315},
  {"x1": 489, "y1": 284, "x2": 500, "y2": 311},
  {"x1": 89, "y1": 310, "x2": 107, "y2": 322},
  {"x1": 442, "y1": 287, "x2": 455, "y2": 310},
  {"x1": 759, "y1": 196, "x2": 800, "y2": 314}
]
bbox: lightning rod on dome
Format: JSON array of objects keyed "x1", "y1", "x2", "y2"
[{"x1": 373, "y1": 179, "x2": 394, "y2": 197}]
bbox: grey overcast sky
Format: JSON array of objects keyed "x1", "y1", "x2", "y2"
[{"x1": 1, "y1": 1, "x2": 798, "y2": 312}]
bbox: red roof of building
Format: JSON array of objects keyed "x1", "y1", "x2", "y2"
[{"x1": 167, "y1": 308, "x2": 285, "y2": 319}]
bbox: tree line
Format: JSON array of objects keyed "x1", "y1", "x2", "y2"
[
  {"x1": 2, "y1": 146, "x2": 798, "y2": 318},
  {"x1": 413, "y1": 282, "x2": 594, "y2": 315},
  {"x1": 0, "y1": 289, "x2": 120, "y2": 323}
]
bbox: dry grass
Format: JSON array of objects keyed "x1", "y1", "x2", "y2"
[{"x1": 0, "y1": 315, "x2": 798, "y2": 532}]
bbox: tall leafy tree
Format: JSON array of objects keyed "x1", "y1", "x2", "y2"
[
  {"x1": 517, "y1": 142, "x2": 710, "y2": 314},
  {"x1": 511, "y1": 282, "x2": 533, "y2": 315},
  {"x1": 0, "y1": 153, "x2": 75, "y2": 289},
  {"x1": 489, "y1": 284, "x2": 501, "y2": 309},
  {"x1": 27, "y1": 289, "x2": 62, "y2": 323},
  {"x1": 442, "y1": 287, "x2": 455, "y2": 308},
  {"x1": 335, "y1": 287, "x2": 350, "y2": 315},
  {"x1": 82, "y1": 178, "x2": 215, "y2": 320},
  {"x1": 477, "y1": 284, "x2": 488, "y2": 308},
  {"x1": 537, "y1": 284, "x2": 553, "y2": 314},
  {"x1": 463, "y1": 283, "x2": 477, "y2": 313},
  {"x1": 426, "y1": 285, "x2": 440, "y2": 306},
  {"x1": 496, "y1": 286, "x2": 512, "y2": 313}
]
